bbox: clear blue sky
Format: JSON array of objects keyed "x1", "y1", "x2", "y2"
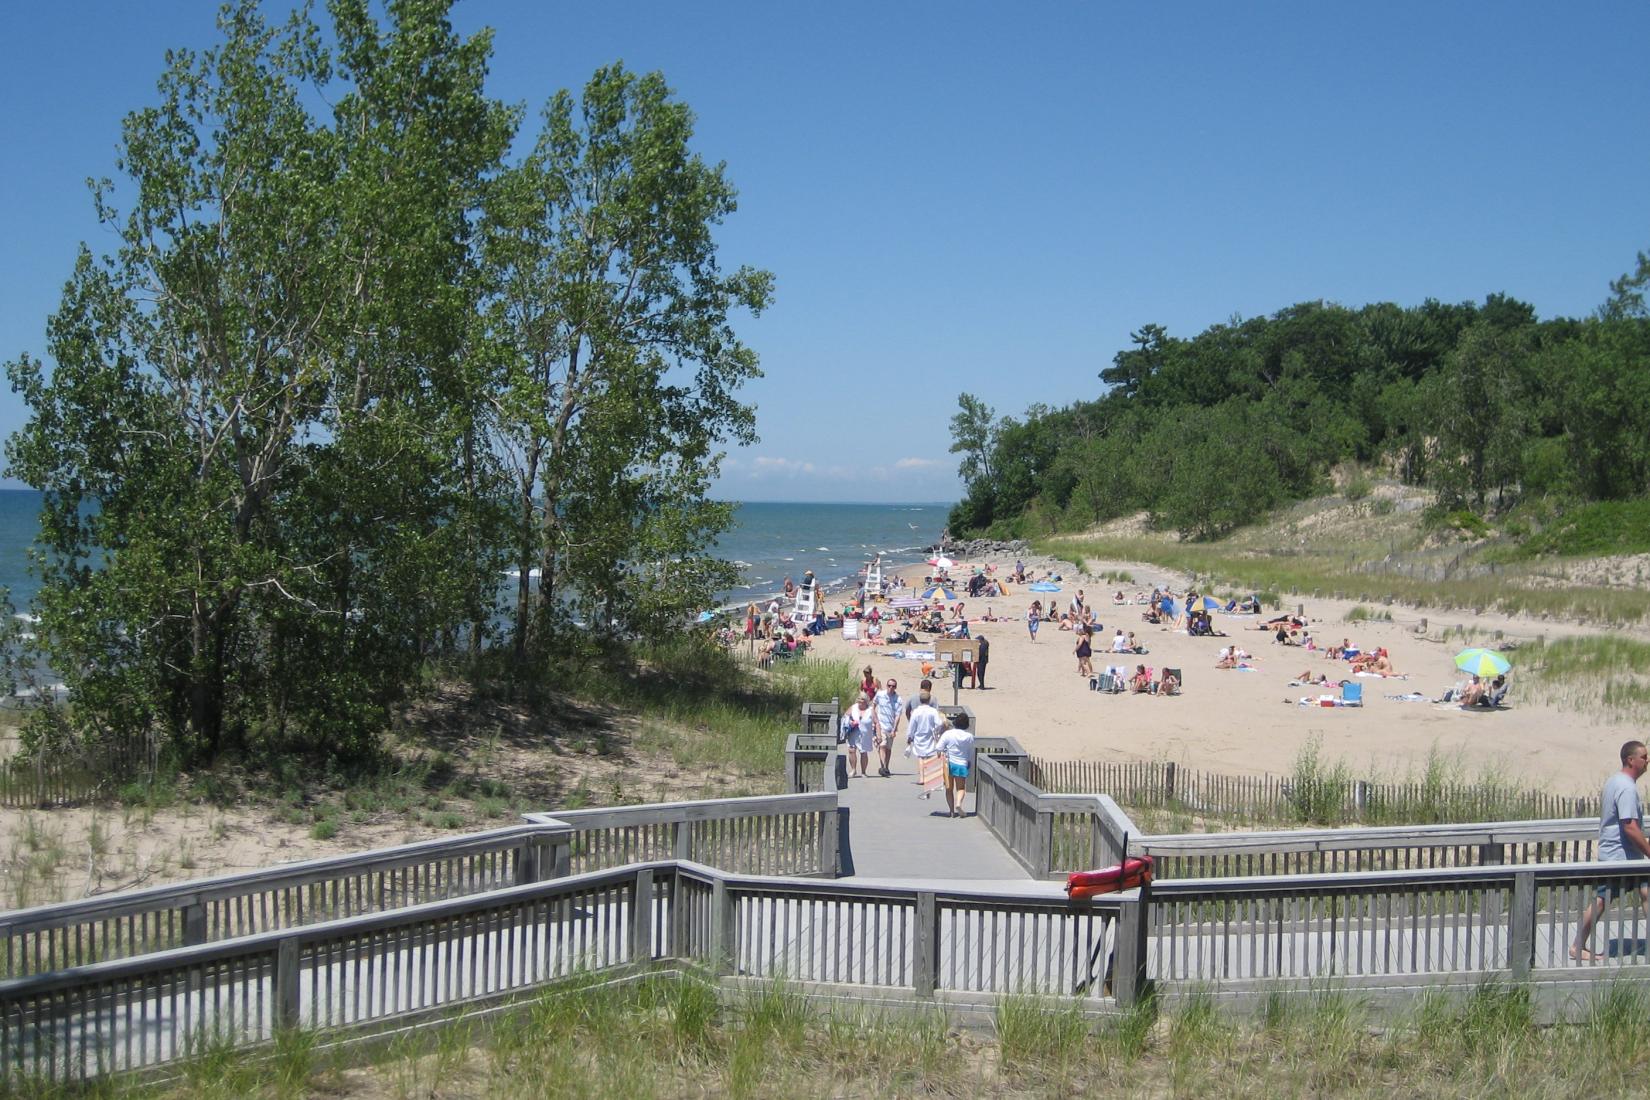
[{"x1": 3, "y1": 2, "x2": 1647, "y2": 502}]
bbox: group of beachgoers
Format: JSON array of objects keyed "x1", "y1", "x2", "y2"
[{"x1": 839, "y1": 673, "x2": 976, "y2": 817}]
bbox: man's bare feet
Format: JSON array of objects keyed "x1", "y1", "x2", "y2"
[{"x1": 1570, "y1": 947, "x2": 1601, "y2": 963}]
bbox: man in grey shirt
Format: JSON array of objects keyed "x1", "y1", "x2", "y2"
[{"x1": 1572, "y1": 740, "x2": 1650, "y2": 962}]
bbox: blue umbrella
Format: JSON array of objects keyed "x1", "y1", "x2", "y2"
[
  {"x1": 1028, "y1": 582, "x2": 1061, "y2": 593},
  {"x1": 695, "y1": 610, "x2": 717, "y2": 623},
  {"x1": 920, "y1": 585, "x2": 957, "y2": 601}
]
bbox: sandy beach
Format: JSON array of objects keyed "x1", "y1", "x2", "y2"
[{"x1": 808, "y1": 551, "x2": 1640, "y2": 798}]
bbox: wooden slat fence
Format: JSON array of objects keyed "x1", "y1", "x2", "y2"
[
  {"x1": 1030, "y1": 757, "x2": 1593, "y2": 826},
  {"x1": 0, "y1": 735, "x2": 155, "y2": 809}
]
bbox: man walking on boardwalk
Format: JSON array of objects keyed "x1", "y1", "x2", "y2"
[
  {"x1": 905, "y1": 679, "x2": 947, "y2": 799},
  {"x1": 1571, "y1": 740, "x2": 1650, "y2": 962},
  {"x1": 873, "y1": 677, "x2": 903, "y2": 778}
]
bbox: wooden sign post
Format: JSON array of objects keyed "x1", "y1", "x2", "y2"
[{"x1": 933, "y1": 637, "x2": 977, "y2": 707}]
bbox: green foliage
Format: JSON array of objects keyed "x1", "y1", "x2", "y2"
[
  {"x1": 1287, "y1": 735, "x2": 1352, "y2": 824},
  {"x1": 5, "y1": 6, "x2": 768, "y2": 772},
  {"x1": 1515, "y1": 499, "x2": 1650, "y2": 558},
  {"x1": 946, "y1": 287, "x2": 1650, "y2": 548}
]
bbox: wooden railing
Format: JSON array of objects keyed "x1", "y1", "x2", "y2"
[
  {"x1": 1, "y1": 792, "x2": 838, "y2": 980},
  {"x1": 0, "y1": 860, "x2": 1142, "y2": 1087},
  {"x1": 524, "y1": 791, "x2": 840, "y2": 878},
  {"x1": 1145, "y1": 859, "x2": 1650, "y2": 1002},
  {"x1": 0, "y1": 825, "x2": 566, "y2": 979},
  {"x1": 784, "y1": 733, "x2": 845, "y2": 794}
]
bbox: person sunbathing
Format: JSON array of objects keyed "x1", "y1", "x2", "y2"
[
  {"x1": 1130, "y1": 665, "x2": 1153, "y2": 693},
  {"x1": 981, "y1": 606, "x2": 998, "y2": 621},
  {"x1": 1215, "y1": 648, "x2": 1238, "y2": 669},
  {"x1": 1112, "y1": 590, "x2": 1127, "y2": 606},
  {"x1": 1158, "y1": 669, "x2": 1180, "y2": 696},
  {"x1": 1457, "y1": 675, "x2": 1487, "y2": 706}
]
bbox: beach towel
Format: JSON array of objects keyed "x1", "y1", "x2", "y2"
[
  {"x1": 891, "y1": 649, "x2": 936, "y2": 661},
  {"x1": 1385, "y1": 692, "x2": 1428, "y2": 702}
]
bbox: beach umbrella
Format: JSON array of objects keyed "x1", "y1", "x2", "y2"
[
  {"x1": 1189, "y1": 595, "x2": 1223, "y2": 612},
  {"x1": 695, "y1": 610, "x2": 716, "y2": 623},
  {"x1": 1454, "y1": 648, "x2": 1511, "y2": 677},
  {"x1": 920, "y1": 585, "x2": 957, "y2": 602},
  {"x1": 927, "y1": 555, "x2": 955, "y2": 570},
  {"x1": 1027, "y1": 581, "x2": 1061, "y2": 593}
]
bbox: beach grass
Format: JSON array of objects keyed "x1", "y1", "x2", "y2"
[
  {"x1": 1520, "y1": 635, "x2": 1650, "y2": 727},
  {"x1": 1040, "y1": 533, "x2": 1650, "y2": 626},
  {"x1": 560, "y1": 638, "x2": 856, "y2": 791},
  {"x1": 58, "y1": 972, "x2": 1650, "y2": 1098}
]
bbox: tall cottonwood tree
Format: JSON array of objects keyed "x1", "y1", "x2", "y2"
[
  {"x1": 5, "y1": 0, "x2": 513, "y2": 762},
  {"x1": 481, "y1": 64, "x2": 771, "y2": 659}
]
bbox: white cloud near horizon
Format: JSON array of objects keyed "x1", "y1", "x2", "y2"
[{"x1": 893, "y1": 457, "x2": 946, "y2": 471}]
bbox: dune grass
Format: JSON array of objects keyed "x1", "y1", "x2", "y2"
[
  {"x1": 1520, "y1": 635, "x2": 1650, "y2": 727},
  {"x1": 559, "y1": 638, "x2": 856, "y2": 787},
  {"x1": 57, "y1": 973, "x2": 1650, "y2": 1098},
  {"x1": 1041, "y1": 533, "x2": 1650, "y2": 626}
]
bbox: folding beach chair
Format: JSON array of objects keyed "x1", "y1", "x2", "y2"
[{"x1": 1341, "y1": 681, "x2": 1363, "y2": 707}]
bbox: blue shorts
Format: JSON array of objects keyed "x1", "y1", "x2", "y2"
[
  {"x1": 948, "y1": 762, "x2": 969, "y2": 779},
  {"x1": 1595, "y1": 878, "x2": 1650, "y2": 901}
]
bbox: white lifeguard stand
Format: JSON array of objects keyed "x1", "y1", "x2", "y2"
[
  {"x1": 794, "y1": 582, "x2": 818, "y2": 621},
  {"x1": 864, "y1": 556, "x2": 884, "y2": 600}
]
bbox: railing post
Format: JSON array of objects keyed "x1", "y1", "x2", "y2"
[
  {"x1": 818, "y1": 806, "x2": 840, "y2": 877},
  {"x1": 630, "y1": 868, "x2": 655, "y2": 963},
  {"x1": 550, "y1": 837, "x2": 572, "y2": 879},
  {"x1": 913, "y1": 891, "x2": 938, "y2": 997},
  {"x1": 1510, "y1": 871, "x2": 1536, "y2": 981},
  {"x1": 1035, "y1": 809, "x2": 1054, "y2": 878},
  {"x1": 673, "y1": 820, "x2": 694, "y2": 861},
  {"x1": 182, "y1": 896, "x2": 207, "y2": 946},
  {"x1": 710, "y1": 877, "x2": 736, "y2": 975},
  {"x1": 275, "y1": 937, "x2": 302, "y2": 1031},
  {"x1": 1113, "y1": 889, "x2": 1152, "y2": 1009},
  {"x1": 1163, "y1": 762, "x2": 1177, "y2": 805},
  {"x1": 1479, "y1": 842, "x2": 1506, "y2": 866}
]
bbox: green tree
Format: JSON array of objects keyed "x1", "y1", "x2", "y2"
[
  {"x1": 5, "y1": 0, "x2": 512, "y2": 762},
  {"x1": 1428, "y1": 321, "x2": 1532, "y2": 511},
  {"x1": 948, "y1": 393, "x2": 1001, "y2": 486},
  {"x1": 481, "y1": 64, "x2": 770, "y2": 656},
  {"x1": 1599, "y1": 248, "x2": 1650, "y2": 321}
]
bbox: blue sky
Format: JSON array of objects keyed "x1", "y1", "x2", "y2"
[{"x1": 3, "y1": 2, "x2": 1647, "y2": 502}]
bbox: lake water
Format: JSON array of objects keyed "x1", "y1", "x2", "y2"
[{"x1": 0, "y1": 490, "x2": 949, "y2": 616}]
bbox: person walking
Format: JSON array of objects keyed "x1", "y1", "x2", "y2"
[
  {"x1": 1027, "y1": 600, "x2": 1041, "y2": 643},
  {"x1": 840, "y1": 692, "x2": 877, "y2": 780},
  {"x1": 936, "y1": 713, "x2": 976, "y2": 818},
  {"x1": 904, "y1": 680, "x2": 947, "y2": 799},
  {"x1": 970, "y1": 635, "x2": 990, "y2": 689},
  {"x1": 873, "y1": 678, "x2": 904, "y2": 778},
  {"x1": 1075, "y1": 626, "x2": 1093, "y2": 677},
  {"x1": 1571, "y1": 740, "x2": 1650, "y2": 962}
]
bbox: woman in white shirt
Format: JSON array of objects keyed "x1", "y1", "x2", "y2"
[
  {"x1": 841, "y1": 692, "x2": 877, "y2": 779},
  {"x1": 935, "y1": 714, "x2": 976, "y2": 819}
]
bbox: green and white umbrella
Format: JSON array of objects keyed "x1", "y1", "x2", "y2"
[{"x1": 1454, "y1": 648, "x2": 1511, "y2": 677}]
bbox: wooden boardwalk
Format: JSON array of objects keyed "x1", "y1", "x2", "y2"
[{"x1": 834, "y1": 757, "x2": 1031, "y2": 882}]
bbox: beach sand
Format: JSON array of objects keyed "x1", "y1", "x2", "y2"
[{"x1": 808, "y1": 552, "x2": 1640, "y2": 798}]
